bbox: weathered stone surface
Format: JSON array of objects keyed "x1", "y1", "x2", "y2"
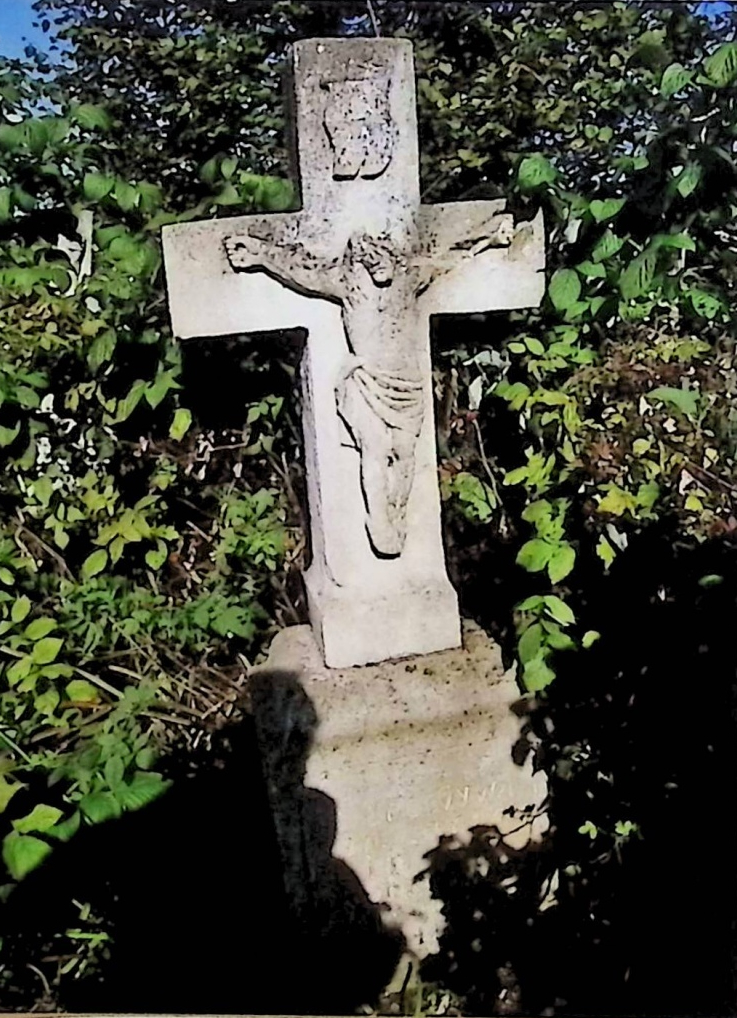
[
  {"x1": 163, "y1": 38, "x2": 545, "y2": 668},
  {"x1": 251, "y1": 620, "x2": 548, "y2": 965}
]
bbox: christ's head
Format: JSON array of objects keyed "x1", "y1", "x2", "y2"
[{"x1": 349, "y1": 232, "x2": 397, "y2": 287}]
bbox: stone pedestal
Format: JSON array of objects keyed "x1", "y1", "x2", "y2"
[{"x1": 250, "y1": 619, "x2": 548, "y2": 986}]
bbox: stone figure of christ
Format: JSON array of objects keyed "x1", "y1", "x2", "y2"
[{"x1": 225, "y1": 226, "x2": 428, "y2": 558}]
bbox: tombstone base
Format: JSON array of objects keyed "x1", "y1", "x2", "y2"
[
  {"x1": 304, "y1": 567, "x2": 462, "y2": 668},
  {"x1": 251, "y1": 619, "x2": 548, "y2": 1003}
]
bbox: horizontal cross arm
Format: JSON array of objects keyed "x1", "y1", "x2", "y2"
[
  {"x1": 163, "y1": 212, "x2": 322, "y2": 339},
  {"x1": 416, "y1": 201, "x2": 545, "y2": 315}
]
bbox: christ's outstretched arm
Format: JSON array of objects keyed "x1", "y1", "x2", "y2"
[
  {"x1": 413, "y1": 213, "x2": 515, "y2": 298},
  {"x1": 224, "y1": 231, "x2": 344, "y2": 301}
]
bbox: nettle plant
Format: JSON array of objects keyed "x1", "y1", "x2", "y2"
[
  {"x1": 446, "y1": 34, "x2": 737, "y2": 694},
  {"x1": 0, "y1": 59, "x2": 295, "y2": 887}
]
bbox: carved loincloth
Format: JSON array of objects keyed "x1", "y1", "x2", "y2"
[{"x1": 336, "y1": 357, "x2": 424, "y2": 437}]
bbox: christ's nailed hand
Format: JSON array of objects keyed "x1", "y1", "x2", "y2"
[{"x1": 224, "y1": 233, "x2": 261, "y2": 270}]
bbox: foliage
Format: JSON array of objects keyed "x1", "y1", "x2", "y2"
[
  {"x1": 2, "y1": 0, "x2": 737, "y2": 1012},
  {"x1": 0, "y1": 16, "x2": 296, "y2": 931}
]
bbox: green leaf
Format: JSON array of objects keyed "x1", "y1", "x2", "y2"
[
  {"x1": 24, "y1": 617, "x2": 56, "y2": 641},
  {"x1": 6, "y1": 656, "x2": 32, "y2": 687},
  {"x1": 81, "y1": 549, "x2": 108, "y2": 579},
  {"x1": 675, "y1": 163, "x2": 702, "y2": 199},
  {"x1": 221, "y1": 155, "x2": 238, "y2": 180},
  {"x1": 578, "y1": 820, "x2": 598, "y2": 840},
  {"x1": 114, "y1": 379, "x2": 147, "y2": 422},
  {"x1": 543, "y1": 623, "x2": 575, "y2": 652},
  {"x1": 12, "y1": 804, "x2": 62, "y2": 835},
  {"x1": 597, "y1": 534, "x2": 616, "y2": 569},
  {"x1": 652, "y1": 232, "x2": 695, "y2": 252},
  {"x1": 704, "y1": 41, "x2": 737, "y2": 87},
  {"x1": 649, "y1": 386, "x2": 700, "y2": 418},
  {"x1": 47, "y1": 811, "x2": 80, "y2": 843},
  {"x1": 591, "y1": 230, "x2": 625, "y2": 263},
  {"x1": 687, "y1": 288, "x2": 723, "y2": 320},
  {"x1": 0, "y1": 186, "x2": 12, "y2": 223},
  {"x1": 589, "y1": 198, "x2": 625, "y2": 223},
  {"x1": 598, "y1": 485, "x2": 638, "y2": 516},
  {"x1": 0, "y1": 124, "x2": 21, "y2": 152},
  {"x1": 523, "y1": 655, "x2": 556, "y2": 692},
  {"x1": 145, "y1": 545, "x2": 167, "y2": 571},
  {"x1": 115, "y1": 771, "x2": 170, "y2": 812},
  {"x1": 72, "y1": 103, "x2": 112, "y2": 131},
  {"x1": 699, "y1": 573, "x2": 724, "y2": 588},
  {"x1": 113, "y1": 180, "x2": 140, "y2": 213},
  {"x1": 0, "y1": 423, "x2": 20, "y2": 448},
  {"x1": 35, "y1": 688, "x2": 60, "y2": 716},
  {"x1": 0, "y1": 777, "x2": 21, "y2": 814},
  {"x1": 619, "y1": 248, "x2": 658, "y2": 300},
  {"x1": 518, "y1": 623, "x2": 544, "y2": 665},
  {"x1": 518, "y1": 153, "x2": 557, "y2": 190},
  {"x1": 516, "y1": 595, "x2": 545, "y2": 613},
  {"x1": 200, "y1": 155, "x2": 220, "y2": 185},
  {"x1": 548, "y1": 543, "x2": 576, "y2": 584},
  {"x1": 104, "y1": 755, "x2": 125, "y2": 789},
  {"x1": 80, "y1": 791, "x2": 122, "y2": 824},
  {"x1": 65, "y1": 679, "x2": 100, "y2": 704},
  {"x1": 83, "y1": 172, "x2": 115, "y2": 202},
  {"x1": 88, "y1": 331, "x2": 117, "y2": 372},
  {"x1": 582, "y1": 630, "x2": 601, "y2": 649},
  {"x1": 169, "y1": 407, "x2": 192, "y2": 441},
  {"x1": 210, "y1": 605, "x2": 255, "y2": 639},
  {"x1": 577, "y1": 259, "x2": 606, "y2": 279},
  {"x1": 135, "y1": 747, "x2": 158, "y2": 771},
  {"x1": 660, "y1": 62, "x2": 693, "y2": 97},
  {"x1": 549, "y1": 269, "x2": 581, "y2": 312},
  {"x1": 23, "y1": 118, "x2": 49, "y2": 156},
  {"x1": 636, "y1": 481, "x2": 660, "y2": 511},
  {"x1": 525, "y1": 337, "x2": 545, "y2": 356},
  {"x1": 258, "y1": 177, "x2": 295, "y2": 212},
  {"x1": 145, "y1": 370, "x2": 180, "y2": 409},
  {"x1": 32, "y1": 637, "x2": 63, "y2": 665},
  {"x1": 11, "y1": 596, "x2": 31, "y2": 624},
  {"x1": 3, "y1": 833, "x2": 52, "y2": 880},
  {"x1": 543, "y1": 595, "x2": 575, "y2": 626},
  {"x1": 517, "y1": 539, "x2": 552, "y2": 573},
  {"x1": 137, "y1": 181, "x2": 163, "y2": 213}
]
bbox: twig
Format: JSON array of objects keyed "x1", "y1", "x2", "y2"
[
  {"x1": 72, "y1": 666, "x2": 124, "y2": 700},
  {"x1": 685, "y1": 460, "x2": 737, "y2": 498},
  {"x1": 0, "y1": 727, "x2": 33, "y2": 765},
  {"x1": 209, "y1": 441, "x2": 252, "y2": 453},
  {"x1": 366, "y1": 0, "x2": 381, "y2": 36},
  {"x1": 472, "y1": 416, "x2": 504, "y2": 514},
  {"x1": 14, "y1": 517, "x2": 74, "y2": 580},
  {"x1": 26, "y1": 963, "x2": 52, "y2": 1003},
  {"x1": 187, "y1": 520, "x2": 213, "y2": 543}
]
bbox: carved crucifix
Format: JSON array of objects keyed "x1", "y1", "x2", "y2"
[{"x1": 163, "y1": 39, "x2": 545, "y2": 669}]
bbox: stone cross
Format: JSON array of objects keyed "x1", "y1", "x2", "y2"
[{"x1": 163, "y1": 38, "x2": 544, "y2": 668}]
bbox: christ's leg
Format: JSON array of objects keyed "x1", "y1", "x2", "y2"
[{"x1": 336, "y1": 362, "x2": 423, "y2": 558}]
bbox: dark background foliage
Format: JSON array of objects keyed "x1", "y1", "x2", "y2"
[{"x1": 0, "y1": 1, "x2": 736, "y2": 1014}]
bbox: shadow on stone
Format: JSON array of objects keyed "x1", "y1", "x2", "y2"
[
  {"x1": 0, "y1": 671, "x2": 403, "y2": 1014},
  {"x1": 250, "y1": 667, "x2": 407, "y2": 1013}
]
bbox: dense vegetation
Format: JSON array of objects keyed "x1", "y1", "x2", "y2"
[{"x1": 0, "y1": 1, "x2": 736, "y2": 1014}]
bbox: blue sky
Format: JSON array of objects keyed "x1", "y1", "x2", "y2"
[{"x1": 0, "y1": 0, "x2": 50, "y2": 60}]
